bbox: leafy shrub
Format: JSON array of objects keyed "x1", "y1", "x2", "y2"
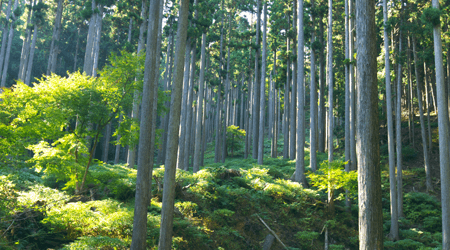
[
  {"x1": 295, "y1": 231, "x2": 319, "y2": 247},
  {"x1": 384, "y1": 239, "x2": 424, "y2": 250},
  {"x1": 42, "y1": 199, "x2": 134, "y2": 240},
  {"x1": 226, "y1": 125, "x2": 246, "y2": 156},
  {"x1": 61, "y1": 236, "x2": 128, "y2": 250},
  {"x1": 404, "y1": 192, "x2": 441, "y2": 230}
]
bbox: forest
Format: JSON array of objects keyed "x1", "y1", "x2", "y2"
[{"x1": 0, "y1": 0, "x2": 449, "y2": 249}]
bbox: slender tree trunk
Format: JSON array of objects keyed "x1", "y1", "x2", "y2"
[
  {"x1": 222, "y1": 45, "x2": 231, "y2": 162},
  {"x1": 73, "y1": 27, "x2": 80, "y2": 72},
  {"x1": 176, "y1": 41, "x2": 191, "y2": 169},
  {"x1": 431, "y1": 0, "x2": 450, "y2": 247},
  {"x1": 310, "y1": 0, "x2": 317, "y2": 172},
  {"x1": 396, "y1": 6, "x2": 404, "y2": 217},
  {"x1": 344, "y1": 0, "x2": 350, "y2": 172},
  {"x1": 283, "y1": 14, "x2": 290, "y2": 160},
  {"x1": 349, "y1": 0, "x2": 356, "y2": 170},
  {"x1": 424, "y1": 64, "x2": 432, "y2": 154},
  {"x1": 0, "y1": 0, "x2": 18, "y2": 87},
  {"x1": 412, "y1": 37, "x2": 432, "y2": 192},
  {"x1": 184, "y1": 43, "x2": 196, "y2": 170},
  {"x1": 252, "y1": 0, "x2": 261, "y2": 160},
  {"x1": 193, "y1": 33, "x2": 207, "y2": 172},
  {"x1": 295, "y1": 0, "x2": 306, "y2": 186},
  {"x1": 407, "y1": 37, "x2": 414, "y2": 147},
  {"x1": 47, "y1": 0, "x2": 64, "y2": 75},
  {"x1": 258, "y1": 1, "x2": 267, "y2": 165},
  {"x1": 290, "y1": 5, "x2": 297, "y2": 161},
  {"x1": 318, "y1": 17, "x2": 326, "y2": 153},
  {"x1": 130, "y1": 0, "x2": 162, "y2": 247},
  {"x1": 326, "y1": 0, "x2": 333, "y2": 162},
  {"x1": 158, "y1": 0, "x2": 189, "y2": 247},
  {"x1": 356, "y1": 0, "x2": 383, "y2": 247},
  {"x1": 0, "y1": 0, "x2": 12, "y2": 85},
  {"x1": 91, "y1": 4, "x2": 103, "y2": 77},
  {"x1": 83, "y1": 0, "x2": 98, "y2": 76},
  {"x1": 102, "y1": 122, "x2": 111, "y2": 163},
  {"x1": 384, "y1": 0, "x2": 398, "y2": 240},
  {"x1": 18, "y1": 0, "x2": 32, "y2": 81}
]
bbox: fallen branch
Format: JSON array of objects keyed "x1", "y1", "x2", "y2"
[
  {"x1": 1, "y1": 219, "x2": 15, "y2": 238},
  {"x1": 256, "y1": 214, "x2": 289, "y2": 250}
]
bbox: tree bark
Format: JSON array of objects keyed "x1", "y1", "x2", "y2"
[
  {"x1": 326, "y1": 0, "x2": 333, "y2": 162},
  {"x1": 193, "y1": 33, "x2": 207, "y2": 172},
  {"x1": 309, "y1": 0, "x2": 317, "y2": 172},
  {"x1": 47, "y1": 0, "x2": 64, "y2": 75},
  {"x1": 258, "y1": 1, "x2": 267, "y2": 165},
  {"x1": 130, "y1": 0, "x2": 162, "y2": 248},
  {"x1": 395, "y1": 4, "x2": 404, "y2": 217},
  {"x1": 356, "y1": 0, "x2": 383, "y2": 247},
  {"x1": 412, "y1": 37, "x2": 432, "y2": 192},
  {"x1": 295, "y1": 0, "x2": 306, "y2": 186},
  {"x1": 0, "y1": 0, "x2": 18, "y2": 88},
  {"x1": 18, "y1": 0, "x2": 32, "y2": 81},
  {"x1": 252, "y1": 0, "x2": 261, "y2": 160},
  {"x1": 127, "y1": 0, "x2": 148, "y2": 168},
  {"x1": 102, "y1": 122, "x2": 111, "y2": 163},
  {"x1": 158, "y1": 0, "x2": 189, "y2": 248},
  {"x1": 318, "y1": 16, "x2": 326, "y2": 153},
  {"x1": 431, "y1": 0, "x2": 450, "y2": 247},
  {"x1": 383, "y1": 0, "x2": 398, "y2": 240}
]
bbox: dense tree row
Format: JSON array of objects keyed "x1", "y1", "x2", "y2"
[{"x1": 1, "y1": 0, "x2": 450, "y2": 248}]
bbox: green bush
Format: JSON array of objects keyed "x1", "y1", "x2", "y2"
[
  {"x1": 384, "y1": 239, "x2": 424, "y2": 250},
  {"x1": 61, "y1": 236, "x2": 128, "y2": 250}
]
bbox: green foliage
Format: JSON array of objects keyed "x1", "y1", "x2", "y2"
[
  {"x1": 226, "y1": 125, "x2": 246, "y2": 156},
  {"x1": 295, "y1": 230, "x2": 319, "y2": 247},
  {"x1": 404, "y1": 192, "x2": 441, "y2": 232},
  {"x1": 61, "y1": 236, "x2": 128, "y2": 250},
  {"x1": 421, "y1": 7, "x2": 442, "y2": 27},
  {"x1": 42, "y1": 199, "x2": 134, "y2": 240},
  {"x1": 308, "y1": 160, "x2": 357, "y2": 200}
]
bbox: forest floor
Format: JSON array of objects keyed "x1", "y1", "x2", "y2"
[{"x1": 0, "y1": 114, "x2": 445, "y2": 249}]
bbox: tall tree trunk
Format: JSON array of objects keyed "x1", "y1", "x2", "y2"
[
  {"x1": 384, "y1": 0, "x2": 398, "y2": 240},
  {"x1": 102, "y1": 122, "x2": 111, "y2": 163},
  {"x1": 130, "y1": 0, "x2": 162, "y2": 247},
  {"x1": 258, "y1": 1, "x2": 267, "y2": 165},
  {"x1": 91, "y1": 4, "x2": 103, "y2": 77},
  {"x1": 193, "y1": 33, "x2": 207, "y2": 172},
  {"x1": 396, "y1": 5, "x2": 404, "y2": 217},
  {"x1": 310, "y1": 0, "x2": 317, "y2": 172},
  {"x1": 127, "y1": 0, "x2": 148, "y2": 168},
  {"x1": 295, "y1": 0, "x2": 306, "y2": 186},
  {"x1": 0, "y1": 0, "x2": 12, "y2": 86},
  {"x1": 0, "y1": 0, "x2": 18, "y2": 87},
  {"x1": 349, "y1": 0, "x2": 357, "y2": 170},
  {"x1": 356, "y1": 0, "x2": 383, "y2": 247},
  {"x1": 83, "y1": 0, "x2": 98, "y2": 76},
  {"x1": 23, "y1": 19, "x2": 38, "y2": 86},
  {"x1": 184, "y1": 43, "x2": 197, "y2": 170},
  {"x1": 18, "y1": 0, "x2": 32, "y2": 81},
  {"x1": 290, "y1": 4, "x2": 297, "y2": 161},
  {"x1": 318, "y1": 17, "x2": 326, "y2": 153},
  {"x1": 47, "y1": 0, "x2": 64, "y2": 75},
  {"x1": 283, "y1": 13, "x2": 290, "y2": 160},
  {"x1": 326, "y1": 0, "x2": 333, "y2": 162},
  {"x1": 176, "y1": 41, "x2": 191, "y2": 169},
  {"x1": 271, "y1": 51, "x2": 277, "y2": 158},
  {"x1": 252, "y1": 0, "x2": 261, "y2": 160},
  {"x1": 424, "y1": 64, "x2": 432, "y2": 154},
  {"x1": 344, "y1": 0, "x2": 350, "y2": 172},
  {"x1": 412, "y1": 37, "x2": 432, "y2": 192},
  {"x1": 158, "y1": 0, "x2": 189, "y2": 247},
  {"x1": 407, "y1": 37, "x2": 414, "y2": 147},
  {"x1": 431, "y1": 0, "x2": 450, "y2": 247}
]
